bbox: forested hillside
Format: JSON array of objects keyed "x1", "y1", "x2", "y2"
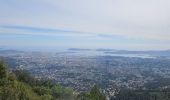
[{"x1": 0, "y1": 60, "x2": 105, "y2": 100}]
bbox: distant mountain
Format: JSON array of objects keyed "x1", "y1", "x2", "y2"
[
  {"x1": 68, "y1": 48, "x2": 92, "y2": 51},
  {"x1": 96, "y1": 49, "x2": 117, "y2": 52},
  {"x1": 104, "y1": 50, "x2": 170, "y2": 56},
  {"x1": 0, "y1": 49, "x2": 25, "y2": 54}
]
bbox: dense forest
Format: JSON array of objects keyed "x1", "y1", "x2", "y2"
[{"x1": 1, "y1": 60, "x2": 170, "y2": 100}]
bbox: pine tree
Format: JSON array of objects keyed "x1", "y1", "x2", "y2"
[
  {"x1": 90, "y1": 85, "x2": 105, "y2": 100},
  {"x1": 0, "y1": 60, "x2": 8, "y2": 79}
]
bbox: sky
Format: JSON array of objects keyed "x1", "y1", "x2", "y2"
[{"x1": 0, "y1": 0, "x2": 170, "y2": 51}]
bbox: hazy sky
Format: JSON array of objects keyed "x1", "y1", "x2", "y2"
[{"x1": 0, "y1": 0, "x2": 170, "y2": 51}]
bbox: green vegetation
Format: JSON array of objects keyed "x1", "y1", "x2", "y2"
[
  {"x1": 111, "y1": 89, "x2": 170, "y2": 100},
  {"x1": 0, "y1": 60, "x2": 8, "y2": 79},
  {"x1": 77, "y1": 85, "x2": 105, "y2": 100},
  {"x1": 0, "y1": 60, "x2": 105, "y2": 100}
]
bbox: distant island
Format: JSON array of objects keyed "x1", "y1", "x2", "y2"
[{"x1": 68, "y1": 48, "x2": 92, "y2": 51}]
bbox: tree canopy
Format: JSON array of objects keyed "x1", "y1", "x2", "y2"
[{"x1": 0, "y1": 60, "x2": 8, "y2": 79}]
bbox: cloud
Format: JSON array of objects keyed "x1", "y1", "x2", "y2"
[
  {"x1": 0, "y1": 0, "x2": 170, "y2": 50},
  {"x1": 1, "y1": 0, "x2": 170, "y2": 41},
  {"x1": 1, "y1": 25, "x2": 82, "y2": 33}
]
